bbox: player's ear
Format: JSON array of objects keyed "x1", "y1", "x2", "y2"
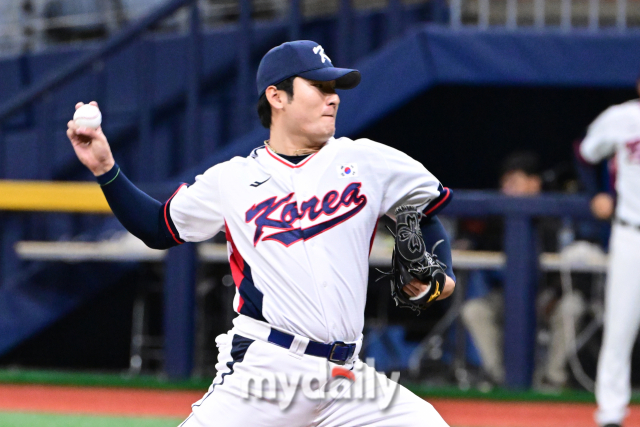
[{"x1": 265, "y1": 86, "x2": 285, "y2": 111}]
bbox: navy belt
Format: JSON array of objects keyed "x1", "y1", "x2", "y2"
[{"x1": 267, "y1": 329, "x2": 356, "y2": 364}]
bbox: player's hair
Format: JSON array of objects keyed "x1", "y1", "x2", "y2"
[
  {"x1": 500, "y1": 151, "x2": 540, "y2": 177},
  {"x1": 257, "y1": 76, "x2": 295, "y2": 129}
]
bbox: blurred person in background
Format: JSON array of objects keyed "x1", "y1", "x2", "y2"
[
  {"x1": 460, "y1": 151, "x2": 586, "y2": 390},
  {"x1": 579, "y1": 77, "x2": 640, "y2": 427}
]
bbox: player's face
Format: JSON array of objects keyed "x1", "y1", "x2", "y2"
[
  {"x1": 282, "y1": 77, "x2": 340, "y2": 143},
  {"x1": 500, "y1": 170, "x2": 541, "y2": 196}
]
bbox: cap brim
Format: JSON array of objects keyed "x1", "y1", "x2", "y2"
[{"x1": 297, "y1": 68, "x2": 361, "y2": 90}]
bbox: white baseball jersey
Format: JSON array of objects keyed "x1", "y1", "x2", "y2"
[
  {"x1": 580, "y1": 99, "x2": 640, "y2": 225},
  {"x1": 165, "y1": 137, "x2": 450, "y2": 344},
  {"x1": 583, "y1": 99, "x2": 640, "y2": 425}
]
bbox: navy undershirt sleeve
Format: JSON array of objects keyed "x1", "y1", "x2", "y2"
[
  {"x1": 97, "y1": 163, "x2": 180, "y2": 250},
  {"x1": 421, "y1": 215, "x2": 455, "y2": 283}
]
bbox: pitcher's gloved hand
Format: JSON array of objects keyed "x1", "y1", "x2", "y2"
[{"x1": 378, "y1": 205, "x2": 447, "y2": 312}]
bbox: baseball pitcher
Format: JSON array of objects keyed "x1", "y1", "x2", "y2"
[{"x1": 67, "y1": 40, "x2": 456, "y2": 426}]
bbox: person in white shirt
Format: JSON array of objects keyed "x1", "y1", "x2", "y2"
[{"x1": 580, "y1": 77, "x2": 640, "y2": 427}]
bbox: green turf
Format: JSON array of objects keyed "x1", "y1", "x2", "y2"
[
  {"x1": 405, "y1": 383, "x2": 598, "y2": 403},
  {"x1": 0, "y1": 411, "x2": 183, "y2": 427},
  {"x1": 5, "y1": 367, "x2": 640, "y2": 405},
  {"x1": 0, "y1": 368, "x2": 211, "y2": 391}
]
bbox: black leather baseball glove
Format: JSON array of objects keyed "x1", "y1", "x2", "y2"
[{"x1": 377, "y1": 205, "x2": 447, "y2": 312}]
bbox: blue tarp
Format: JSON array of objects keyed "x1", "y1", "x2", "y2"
[{"x1": 187, "y1": 25, "x2": 640, "y2": 174}]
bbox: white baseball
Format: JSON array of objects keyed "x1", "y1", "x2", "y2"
[{"x1": 73, "y1": 104, "x2": 102, "y2": 129}]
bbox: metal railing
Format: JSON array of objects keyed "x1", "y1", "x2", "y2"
[
  {"x1": 0, "y1": 0, "x2": 425, "y2": 139},
  {"x1": 0, "y1": 0, "x2": 426, "y2": 56},
  {"x1": 5, "y1": 190, "x2": 598, "y2": 388},
  {"x1": 450, "y1": 0, "x2": 640, "y2": 30},
  {"x1": 1, "y1": 0, "x2": 637, "y2": 56},
  {"x1": 0, "y1": 0, "x2": 199, "y2": 123}
]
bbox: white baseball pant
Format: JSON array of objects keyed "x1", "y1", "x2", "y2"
[
  {"x1": 596, "y1": 223, "x2": 640, "y2": 426},
  {"x1": 179, "y1": 316, "x2": 449, "y2": 427}
]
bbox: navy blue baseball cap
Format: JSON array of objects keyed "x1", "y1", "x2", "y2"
[{"x1": 256, "y1": 40, "x2": 361, "y2": 97}]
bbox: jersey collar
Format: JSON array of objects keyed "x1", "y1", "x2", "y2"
[{"x1": 264, "y1": 138, "x2": 334, "y2": 169}]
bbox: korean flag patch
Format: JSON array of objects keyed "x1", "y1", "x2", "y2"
[{"x1": 339, "y1": 163, "x2": 358, "y2": 178}]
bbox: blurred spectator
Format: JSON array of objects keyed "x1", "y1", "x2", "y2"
[
  {"x1": 460, "y1": 151, "x2": 586, "y2": 390},
  {"x1": 499, "y1": 152, "x2": 542, "y2": 196}
]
